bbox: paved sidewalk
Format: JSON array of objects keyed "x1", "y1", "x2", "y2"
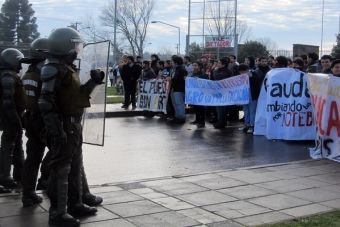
[{"x1": 0, "y1": 159, "x2": 340, "y2": 227}]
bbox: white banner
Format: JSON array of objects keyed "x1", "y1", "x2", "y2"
[
  {"x1": 185, "y1": 75, "x2": 250, "y2": 106},
  {"x1": 137, "y1": 79, "x2": 170, "y2": 113},
  {"x1": 308, "y1": 73, "x2": 340, "y2": 162},
  {"x1": 254, "y1": 68, "x2": 316, "y2": 140}
]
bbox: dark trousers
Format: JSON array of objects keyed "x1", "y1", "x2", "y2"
[
  {"x1": 216, "y1": 106, "x2": 228, "y2": 126},
  {"x1": 42, "y1": 134, "x2": 91, "y2": 200},
  {"x1": 39, "y1": 150, "x2": 51, "y2": 185},
  {"x1": 123, "y1": 81, "x2": 137, "y2": 107},
  {"x1": 194, "y1": 105, "x2": 205, "y2": 123},
  {"x1": 48, "y1": 119, "x2": 83, "y2": 213},
  {"x1": 0, "y1": 116, "x2": 24, "y2": 183},
  {"x1": 166, "y1": 93, "x2": 175, "y2": 117},
  {"x1": 228, "y1": 105, "x2": 239, "y2": 121},
  {"x1": 22, "y1": 114, "x2": 46, "y2": 195}
]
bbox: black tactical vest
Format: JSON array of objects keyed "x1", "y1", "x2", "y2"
[
  {"x1": 0, "y1": 69, "x2": 26, "y2": 113},
  {"x1": 22, "y1": 65, "x2": 41, "y2": 112},
  {"x1": 55, "y1": 64, "x2": 91, "y2": 115}
]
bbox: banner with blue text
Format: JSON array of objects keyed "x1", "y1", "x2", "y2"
[
  {"x1": 308, "y1": 73, "x2": 340, "y2": 162},
  {"x1": 185, "y1": 74, "x2": 250, "y2": 106},
  {"x1": 137, "y1": 79, "x2": 170, "y2": 113},
  {"x1": 254, "y1": 68, "x2": 316, "y2": 140}
]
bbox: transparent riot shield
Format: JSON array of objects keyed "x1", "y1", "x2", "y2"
[{"x1": 79, "y1": 40, "x2": 110, "y2": 146}]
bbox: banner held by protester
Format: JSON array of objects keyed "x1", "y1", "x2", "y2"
[
  {"x1": 185, "y1": 74, "x2": 250, "y2": 106},
  {"x1": 254, "y1": 68, "x2": 316, "y2": 140},
  {"x1": 308, "y1": 73, "x2": 340, "y2": 162},
  {"x1": 137, "y1": 79, "x2": 170, "y2": 113}
]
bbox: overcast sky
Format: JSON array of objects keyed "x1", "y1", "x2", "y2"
[{"x1": 1, "y1": 0, "x2": 339, "y2": 55}]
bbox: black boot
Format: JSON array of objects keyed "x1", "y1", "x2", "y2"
[
  {"x1": 49, "y1": 211, "x2": 80, "y2": 227},
  {"x1": 0, "y1": 185, "x2": 11, "y2": 193},
  {"x1": 0, "y1": 140, "x2": 16, "y2": 188},
  {"x1": 48, "y1": 168, "x2": 78, "y2": 227},
  {"x1": 81, "y1": 166, "x2": 103, "y2": 206},
  {"x1": 68, "y1": 203, "x2": 97, "y2": 217},
  {"x1": 83, "y1": 193, "x2": 103, "y2": 207},
  {"x1": 0, "y1": 177, "x2": 17, "y2": 189},
  {"x1": 22, "y1": 192, "x2": 43, "y2": 207}
]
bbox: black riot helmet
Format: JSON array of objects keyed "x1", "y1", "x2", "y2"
[
  {"x1": 21, "y1": 38, "x2": 49, "y2": 64},
  {"x1": 0, "y1": 48, "x2": 24, "y2": 71},
  {"x1": 48, "y1": 27, "x2": 83, "y2": 59}
]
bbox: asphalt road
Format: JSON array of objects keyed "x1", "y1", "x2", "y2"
[{"x1": 83, "y1": 115, "x2": 312, "y2": 185}]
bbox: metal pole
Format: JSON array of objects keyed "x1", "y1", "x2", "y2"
[
  {"x1": 178, "y1": 27, "x2": 181, "y2": 55},
  {"x1": 113, "y1": 0, "x2": 118, "y2": 64},
  {"x1": 217, "y1": 0, "x2": 221, "y2": 59},
  {"x1": 186, "y1": 0, "x2": 191, "y2": 55},
  {"x1": 321, "y1": 0, "x2": 324, "y2": 56},
  {"x1": 234, "y1": 0, "x2": 238, "y2": 58},
  {"x1": 203, "y1": 0, "x2": 206, "y2": 56}
]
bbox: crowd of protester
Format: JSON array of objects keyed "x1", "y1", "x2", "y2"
[{"x1": 115, "y1": 52, "x2": 340, "y2": 132}]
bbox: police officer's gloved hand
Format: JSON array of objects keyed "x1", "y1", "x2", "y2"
[{"x1": 90, "y1": 69, "x2": 105, "y2": 84}]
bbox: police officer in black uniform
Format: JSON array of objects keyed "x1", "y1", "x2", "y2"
[
  {"x1": 0, "y1": 48, "x2": 25, "y2": 189},
  {"x1": 21, "y1": 38, "x2": 49, "y2": 207},
  {"x1": 38, "y1": 27, "x2": 104, "y2": 227}
]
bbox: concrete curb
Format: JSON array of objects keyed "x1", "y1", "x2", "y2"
[{"x1": 87, "y1": 158, "x2": 317, "y2": 188}]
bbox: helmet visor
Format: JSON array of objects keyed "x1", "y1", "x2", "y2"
[{"x1": 74, "y1": 41, "x2": 84, "y2": 57}]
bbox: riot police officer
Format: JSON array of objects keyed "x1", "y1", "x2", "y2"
[
  {"x1": 38, "y1": 27, "x2": 103, "y2": 226},
  {"x1": 21, "y1": 38, "x2": 49, "y2": 207},
  {"x1": 0, "y1": 48, "x2": 25, "y2": 189}
]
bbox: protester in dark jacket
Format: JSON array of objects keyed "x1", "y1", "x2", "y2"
[
  {"x1": 292, "y1": 58, "x2": 305, "y2": 72},
  {"x1": 253, "y1": 57, "x2": 270, "y2": 98},
  {"x1": 190, "y1": 61, "x2": 208, "y2": 127},
  {"x1": 274, "y1": 56, "x2": 288, "y2": 68},
  {"x1": 238, "y1": 64, "x2": 261, "y2": 134},
  {"x1": 244, "y1": 56, "x2": 256, "y2": 70},
  {"x1": 170, "y1": 56, "x2": 187, "y2": 123},
  {"x1": 212, "y1": 57, "x2": 234, "y2": 129},
  {"x1": 140, "y1": 61, "x2": 157, "y2": 81},
  {"x1": 121, "y1": 56, "x2": 142, "y2": 109},
  {"x1": 151, "y1": 54, "x2": 160, "y2": 76},
  {"x1": 306, "y1": 52, "x2": 319, "y2": 73}
]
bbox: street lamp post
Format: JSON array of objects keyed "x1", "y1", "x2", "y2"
[{"x1": 151, "y1": 21, "x2": 181, "y2": 55}]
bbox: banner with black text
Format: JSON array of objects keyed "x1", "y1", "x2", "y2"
[
  {"x1": 254, "y1": 68, "x2": 316, "y2": 140},
  {"x1": 137, "y1": 79, "x2": 170, "y2": 113}
]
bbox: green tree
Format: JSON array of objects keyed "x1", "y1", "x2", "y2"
[
  {"x1": 0, "y1": 0, "x2": 39, "y2": 44},
  {"x1": 331, "y1": 34, "x2": 340, "y2": 59},
  {"x1": 188, "y1": 42, "x2": 203, "y2": 61},
  {"x1": 238, "y1": 41, "x2": 269, "y2": 63}
]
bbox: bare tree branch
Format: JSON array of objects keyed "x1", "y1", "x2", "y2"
[
  {"x1": 206, "y1": 1, "x2": 251, "y2": 44},
  {"x1": 100, "y1": 0, "x2": 154, "y2": 57}
]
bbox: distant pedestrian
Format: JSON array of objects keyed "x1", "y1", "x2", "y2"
[
  {"x1": 121, "y1": 56, "x2": 142, "y2": 109},
  {"x1": 170, "y1": 56, "x2": 187, "y2": 124},
  {"x1": 108, "y1": 68, "x2": 114, "y2": 87}
]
